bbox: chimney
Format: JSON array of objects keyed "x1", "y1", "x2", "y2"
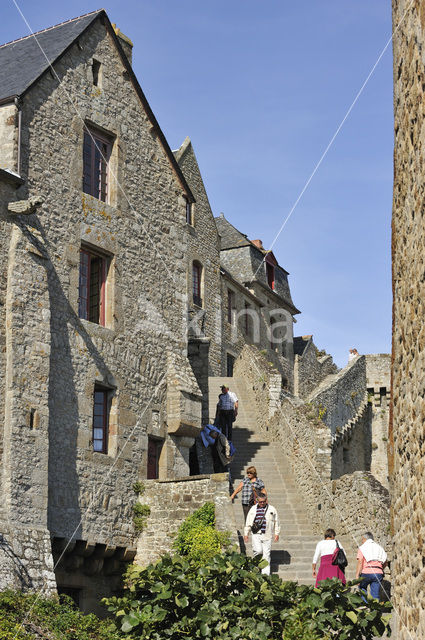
[
  {"x1": 252, "y1": 239, "x2": 264, "y2": 250},
  {"x1": 112, "y1": 24, "x2": 133, "y2": 65}
]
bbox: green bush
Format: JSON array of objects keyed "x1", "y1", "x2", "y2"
[
  {"x1": 0, "y1": 589, "x2": 120, "y2": 640},
  {"x1": 172, "y1": 501, "x2": 230, "y2": 560},
  {"x1": 132, "y1": 502, "x2": 151, "y2": 532},
  {"x1": 104, "y1": 551, "x2": 392, "y2": 640}
]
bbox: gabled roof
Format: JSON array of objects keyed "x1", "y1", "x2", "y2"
[
  {"x1": 0, "y1": 9, "x2": 194, "y2": 201},
  {"x1": 0, "y1": 10, "x2": 103, "y2": 102},
  {"x1": 215, "y1": 213, "x2": 288, "y2": 274},
  {"x1": 215, "y1": 214, "x2": 251, "y2": 250}
]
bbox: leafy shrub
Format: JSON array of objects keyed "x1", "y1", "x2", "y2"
[
  {"x1": 0, "y1": 589, "x2": 120, "y2": 639},
  {"x1": 132, "y1": 502, "x2": 151, "y2": 532},
  {"x1": 172, "y1": 501, "x2": 230, "y2": 560},
  {"x1": 104, "y1": 551, "x2": 392, "y2": 640}
]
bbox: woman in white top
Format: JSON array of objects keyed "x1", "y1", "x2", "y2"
[{"x1": 312, "y1": 528, "x2": 346, "y2": 587}]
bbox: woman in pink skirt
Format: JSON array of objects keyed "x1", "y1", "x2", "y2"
[{"x1": 312, "y1": 528, "x2": 346, "y2": 586}]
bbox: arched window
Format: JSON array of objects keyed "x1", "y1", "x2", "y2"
[{"x1": 192, "y1": 261, "x2": 202, "y2": 307}]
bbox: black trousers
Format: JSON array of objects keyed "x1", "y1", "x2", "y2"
[{"x1": 218, "y1": 409, "x2": 234, "y2": 441}]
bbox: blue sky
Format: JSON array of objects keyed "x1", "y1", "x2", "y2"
[{"x1": 2, "y1": 1, "x2": 393, "y2": 367}]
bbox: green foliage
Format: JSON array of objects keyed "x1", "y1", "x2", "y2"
[
  {"x1": 104, "y1": 553, "x2": 392, "y2": 640},
  {"x1": 132, "y1": 503, "x2": 151, "y2": 533},
  {"x1": 0, "y1": 589, "x2": 120, "y2": 640},
  {"x1": 172, "y1": 502, "x2": 230, "y2": 561},
  {"x1": 132, "y1": 481, "x2": 145, "y2": 495}
]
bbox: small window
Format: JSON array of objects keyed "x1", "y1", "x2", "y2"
[
  {"x1": 185, "y1": 199, "x2": 193, "y2": 225},
  {"x1": 92, "y1": 386, "x2": 110, "y2": 454},
  {"x1": 92, "y1": 59, "x2": 101, "y2": 87},
  {"x1": 270, "y1": 317, "x2": 276, "y2": 350},
  {"x1": 147, "y1": 437, "x2": 162, "y2": 479},
  {"x1": 244, "y1": 302, "x2": 250, "y2": 337},
  {"x1": 192, "y1": 261, "x2": 202, "y2": 307},
  {"x1": 266, "y1": 261, "x2": 275, "y2": 290},
  {"x1": 227, "y1": 289, "x2": 235, "y2": 324},
  {"x1": 79, "y1": 247, "x2": 109, "y2": 326},
  {"x1": 83, "y1": 126, "x2": 112, "y2": 202},
  {"x1": 226, "y1": 353, "x2": 235, "y2": 377}
]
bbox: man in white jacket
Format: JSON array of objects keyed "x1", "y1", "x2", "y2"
[{"x1": 243, "y1": 493, "x2": 280, "y2": 575}]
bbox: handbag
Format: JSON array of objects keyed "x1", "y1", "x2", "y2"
[
  {"x1": 331, "y1": 540, "x2": 348, "y2": 571},
  {"x1": 251, "y1": 505, "x2": 268, "y2": 534}
]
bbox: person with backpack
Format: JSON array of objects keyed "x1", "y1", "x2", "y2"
[
  {"x1": 243, "y1": 493, "x2": 280, "y2": 575},
  {"x1": 200, "y1": 424, "x2": 235, "y2": 473}
]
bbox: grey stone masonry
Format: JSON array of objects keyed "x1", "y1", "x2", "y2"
[
  {"x1": 174, "y1": 138, "x2": 222, "y2": 424},
  {"x1": 391, "y1": 2, "x2": 425, "y2": 637},
  {"x1": 307, "y1": 356, "x2": 367, "y2": 436},
  {"x1": 135, "y1": 474, "x2": 237, "y2": 565},
  {"x1": 293, "y1": 336, "x2": 338, "y2": 398}
]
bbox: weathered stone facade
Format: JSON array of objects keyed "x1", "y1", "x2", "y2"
[
  {"x1": 174, "y1": 138, "x2": 222, "y2": 424},
  {"x1": 293, "y1": 335, "x2": 338, "y2": 398},
  {"x1": 391, "y1": 2, "x2": 425, "y2": 637},
  {"x1": 0, "y1": 11, "x2": 203, "y2": 604}
]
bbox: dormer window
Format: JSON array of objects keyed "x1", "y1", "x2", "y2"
[
  {"x1": 265, "y1": 254, "x2": 276, "y2": 290},
  {"x1": 266, "y1": 262, "x2": 275, "y2": 289}
]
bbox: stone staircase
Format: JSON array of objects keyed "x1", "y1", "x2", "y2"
[{"x1": 208, "y1": 376, "x2": 357, "y2": 584}]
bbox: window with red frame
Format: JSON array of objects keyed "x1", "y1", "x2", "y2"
[
  {"x1": 83, "y1": 127, "x2": 111, "y2": 202},
  {"x1": 266, "y1": 261, "x2": 275, "y2": 290},
  {"x1": 79, "y1": 248, "x2": 108, "y2": 326},
  {"x1": 227, "y1": 289, "x2": 235, "y2": 324},
  {"x1": 192, "y1": 261, "x2": 202, "y2": 307},
  {"x1": 92, "y1": 386, "x2": 109, "y2": 453}
]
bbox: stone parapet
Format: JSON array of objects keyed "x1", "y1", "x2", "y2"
[
  {"x1": 135, "y1": 474, "x2": 237, "y2": 565},
  {"x1": 307, "y1": 355, "x2": 366, "y2": 436}
]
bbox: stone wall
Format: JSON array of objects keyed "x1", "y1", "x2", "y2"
[
  {"x1": 0, "y1": 520, "x2": 56, "y2": 594},
  {"x1": 0, "y1": 103, "x2": 18, "y2": 171},
  {"x1": 293, "y1": 337, "x2": 338, "y2": 398},
  {"x1": 267, "y1": 400, "x2": 390, "y2": 550},
  {"x1": 366, "y1": 354, "x2": 390, "y2": 487},
  {"x1": 391, "y1": 2, "x2": 425, "y2": 637},
  {"x1": 174, "y1": 138, "x2": 222, "y2": 423},
  {"x1": 307, "y1": 356, "x2": 366, "y2": 436},
  {"x1": 233, "y1": 344, "x2": 389, "y2": 554},
  {"x1": 135, "y1": 473, "x2": 237, "y2": 565}
]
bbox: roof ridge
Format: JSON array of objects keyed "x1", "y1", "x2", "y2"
[{"x1": 0, "y1": 9, "x2": 104, "y2": 49}]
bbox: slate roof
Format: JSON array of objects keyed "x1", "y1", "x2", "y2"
[
  {"x1": 0, "y1": 10, "x2": 103, "y2": 102},
  {"x1": 215, "y1": 214, "x2": 251, "y2": 250},
  {"x1": 293, "y1": 335, "x2": 313, "y2": 356}
]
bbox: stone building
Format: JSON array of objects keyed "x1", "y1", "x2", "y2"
[
  {"x1": 0, "y1": 9, "x2": 205, "y2": 612},
  {"x1": 215, "y1": 214, "x2": 300, "y2": 389},
  {"x1": 174, "y1": 137, "x2": 222, "y2": 424},
  {"x1": 391, "y1": 2, "x2": 425, "y2": 637}
]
